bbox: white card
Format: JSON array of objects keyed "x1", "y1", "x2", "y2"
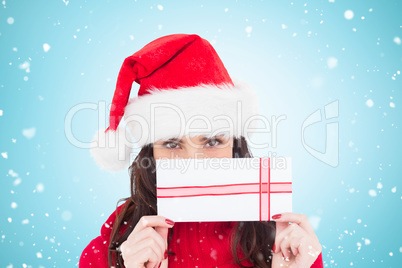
[{"x1": 155, "y1": 157, "x2": 292, "y2": 222}]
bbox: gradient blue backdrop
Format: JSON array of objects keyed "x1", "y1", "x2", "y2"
[{"x1": 1, "y1": 0, "x2": 401, "y2": 267}]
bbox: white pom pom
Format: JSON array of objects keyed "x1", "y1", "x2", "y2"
[{"x1": 90, "y1": 126, "x2": 132, "y2": 172}]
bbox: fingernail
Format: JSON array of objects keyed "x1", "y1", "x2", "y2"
[
  {"x1": 165, "y1": 219, "x2": 175, "y2": 226},
  {"x1": 158, "y1": 263, "x2": 162, "y2": 268},
  {"x1": 272, "y1": 243, "x2": 276, "y2": 253},
  {"x1": 164, "y1": 249, "x2": 168, "y2": 259},
  {"x1": 272, "y1": 214, "x2": 281, "y2": 219}
]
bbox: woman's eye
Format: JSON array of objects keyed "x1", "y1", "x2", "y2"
[
  {"x1": 164, "y1": 141, "x2": 180, "y2": 149},
  {"x1": 206, "y1": 139, "x2": 222, "y2": 147}
]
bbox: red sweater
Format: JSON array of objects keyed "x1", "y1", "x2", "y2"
[{"x1": 79, "y1": 201, "x2": 323, "y2": 267}]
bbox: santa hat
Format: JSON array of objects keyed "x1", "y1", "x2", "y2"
[{"x1": 90, "y1": 33, "x2": 259, "y2": 172}]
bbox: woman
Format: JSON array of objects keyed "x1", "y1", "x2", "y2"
[{"x1": 80, "y1": 34, "x2": 323, "y2": 267}]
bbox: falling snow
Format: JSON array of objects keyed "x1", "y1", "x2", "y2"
[
  {"x1": 344, "y1": 10, "x2": 354, "y2": 20},
  {"x1": 8, "y1": 169, "x2": 18, "y2": 177},
  {"x1": 368, "y1": 189, "x2": 377, "y2": 197},
  {"x1": 22, "y1": 127, "x2": 36, "y2": 139},
  {"x1": 43, "y1": 43, "x2": 51, "y2": 52},
  {"x1": 245, "y1": 26, "x2": 252, "y2": 37},
  {"x1": 366, "y1": 99, "x2": 374, "y2": 107},
  {"x1": 35, "y1": 183, "x2": 45, "y2": 192},
  {"x1": 7, "y1": 16, "x2": 14, "y2": 24},
  {"x1": 19, "y1": 61, "x2": 30, "y2": 72},
  {"x1": 327, "y1": 57, "x2": 338, "y2": 69}
]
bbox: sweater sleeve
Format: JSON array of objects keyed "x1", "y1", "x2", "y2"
[
  {"x1": 310, "y1": 252, "x2": 323, "y2": 268},
  {"x1": 79, "y1": 236, "x2": 109, "y2": 267}
]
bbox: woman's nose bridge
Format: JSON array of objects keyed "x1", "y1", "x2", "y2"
[{"x1": 184, "y1": 143, "x2": 206, "y2": 158}]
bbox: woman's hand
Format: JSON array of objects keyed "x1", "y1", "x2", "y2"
[
  {"x1": 271, "y1": 212, "x2": 322, "y2": 268},
  {"x1": 119, "y1": 215, "x2": 175, "y2": 268}
]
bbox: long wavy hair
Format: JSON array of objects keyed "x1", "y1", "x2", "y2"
[{"x1": 108, "y1": 136, "x2": 276, "y2": 267}]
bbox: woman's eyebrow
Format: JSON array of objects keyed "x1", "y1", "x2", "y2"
[
  {"x1": 167, "y1": 137, "x2": 183, "y2": 143},
  {"x1": 200, "y1": 134, "x2": 225, "y2": 141},
  {"x1": 165, "y1": 135, "x2": 225, "y2": 143}
]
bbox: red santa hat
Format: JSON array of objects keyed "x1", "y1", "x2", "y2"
[{"x1": 90, "y1": 33, "x2": 259, "y2": 172}]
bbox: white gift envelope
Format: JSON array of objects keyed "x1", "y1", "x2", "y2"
[{"x1": 155, "y1": 157, "x2": 292, "y2": 222}]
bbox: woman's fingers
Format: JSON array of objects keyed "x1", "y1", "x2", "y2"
[
  {"x1": 119, "y1": 216, "x2": 174, "y2": 268},
  {"x1": 127, "y1": 227, "x2": 166, "y2": 256},
  {"x1": 123, "y1": 246, "x2": 160, "y2": 268},
  {"x1": 278, "y1": 225, "x2": 304, "y2": 259},
  {"x1": 273, "y1": 212, "x2": 316, "y2": 239},
  {"x1": 129, "y1": 234, "x2": 165, "y2": 260},
  {"x1": 152, "y1": 257, "x2": 169, "y2": 268},
  {"x1": 159, "y1": 258, "x2": 168, "y2": 268},
  {"x1": 274, "y1": 222, "x2": 306, "y2": 259},
  {"x1": 290, "y1": 244, "x2": 299, "y2": 257},
  {"x1": 129, "y1": 216, "x2": 175, "y2": 239},
  {"x1": 155, "y1": 226, "x2": 169, "y2": 253},
  {"x1": 272, "y1": 213, "x2": 322, "y2": 266}
]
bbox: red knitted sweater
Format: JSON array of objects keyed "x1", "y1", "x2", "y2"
[{"x1": 79, "y1": 201, "x2": 323, "y2": 267}]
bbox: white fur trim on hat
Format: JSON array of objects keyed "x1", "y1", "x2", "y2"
[
  {"x1": 90, "y1": 125, "x2": 133, "y2": 172},
  {"x1": 123, "y1": 78, "x2": 260, "y2": 148}
]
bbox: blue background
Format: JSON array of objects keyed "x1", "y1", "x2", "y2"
[{"x1": 1, "y1": 0, "x2": 401, "y2": 267}]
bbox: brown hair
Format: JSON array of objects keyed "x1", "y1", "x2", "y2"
[{"x1": 108, "y1": 136, "x2": 276, "y2": 267}]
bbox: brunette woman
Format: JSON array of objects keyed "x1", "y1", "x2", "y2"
[{"x1": 79, "y1": 34, "x2": 323, "y2": 268}]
